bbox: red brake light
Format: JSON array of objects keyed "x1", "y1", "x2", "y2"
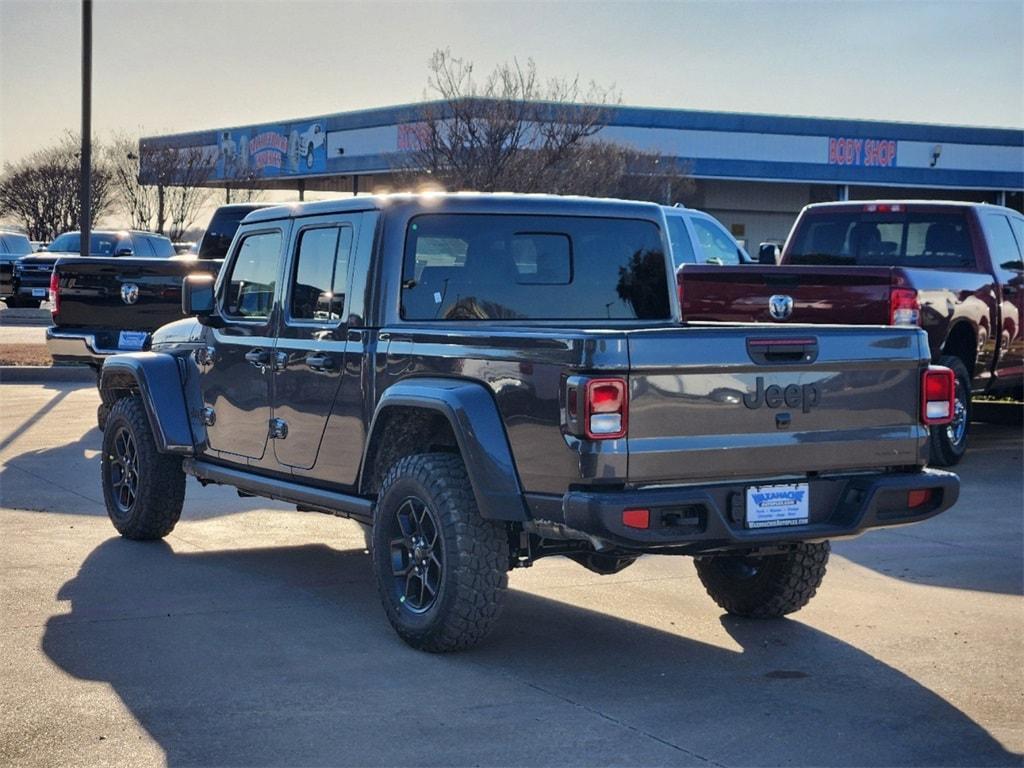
[
  {"x1": 49, "y1": 268, "x2": 60, "y2": 316},
  {"x1": 866, "y1": 203, "x2": 903, "y2": 213},
  {"x1": 907, "y1": 489, "x2": 933, "y2": 509},
  {"x1": 890, "y1": 288, "x2": 919, "y2": 326},
  {"x1": 921, "y1": 366, "x2": 955, "y2": 424},
  {"x1": 584, "y1": 378, "x2": 627, "y2": 439},
  {"x1": 622, "y1": 508, "x2": 650, "y2": 529}
]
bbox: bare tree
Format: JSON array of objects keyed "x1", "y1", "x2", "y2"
[
  {"x1": 107, "y1": 132, "x2": 155, "y2": 230},
  {"x1": 396, "y1": 50, "x2": 691, "y2": 202},
  {"x1": 0, "y1": 134, "x2": 112, "y2": 241},
  {"x1": 109, "y1": 135, "x2": 215, "y2": 238},
  {"x1": 223, "y1": 172, "x2": 267, "y2": 205},
  {"x1": 163, "y1": 146, "x2": 215, "y2": 240}
]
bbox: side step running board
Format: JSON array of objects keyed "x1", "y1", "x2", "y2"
[{"x1": 183, "y1": 459, "x2": 373, "y2": 524}]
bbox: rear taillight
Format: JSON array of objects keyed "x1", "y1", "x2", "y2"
[
  {"x1": 890, "y1": 288, "x2": 919, "y2": 326},
  {"x1": 584, "y1": 378, "x2": 627, "y2": 439},
  {"x1": 677, "y1": 271, "x2": 684, "y2": 320},
  {"x1": 49, "y1": 269, "x2": 59, "y2": 316},
  {"x1": 622, "y1": 508, "x2": 650, "y2": 529},
  {"x1": 921, "y1": 366, "x2": 955, "y2": 424},
  {"x1": 907, "y1": 489, "x2": 934, "y2": 509}
]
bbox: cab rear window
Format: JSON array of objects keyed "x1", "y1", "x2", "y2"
[
  {"x1": 401, "y1": 214, "x2": 669, "y2": 321},
  {"x1": 788, "y1": 211, "x2": 975, "y2": 268}
]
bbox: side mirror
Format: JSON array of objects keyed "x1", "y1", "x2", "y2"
[
  {"x1": 182, "y1": 273, "x2": 216, "y2": 320},
  {"x1": 758, "y1": 243, "x2": 781, "y2": 265},
  {"x1": 114, "y1": 247, "x2": 134, "y2": 257}
]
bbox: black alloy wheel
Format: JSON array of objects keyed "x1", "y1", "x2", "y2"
[
  {"x1": 108, "y1": 426, "x2": 140, "y2": 518},
  {"x1": 371, "y1": 452, "x2": 509, "y2": 652},
  {"x1": 386, "y1": 496, "x2": 443, "y2": 614},
  {"x1": 100, "y1": 396, "x2": 185, "y2": 540}
]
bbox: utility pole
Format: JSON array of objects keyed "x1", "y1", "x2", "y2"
[{"x1": 80, "y1": 0, "x2": 92, "y2": 254}]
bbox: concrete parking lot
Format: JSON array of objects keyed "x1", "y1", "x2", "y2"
[{"x1": 1, "y1": 379, "x2": 1021, "y2": 767}]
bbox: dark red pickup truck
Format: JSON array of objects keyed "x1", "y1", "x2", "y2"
[{"x1": 678, "y1": 201, "x2": 1024, "y2": 466}]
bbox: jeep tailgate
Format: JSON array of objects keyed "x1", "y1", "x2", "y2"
[
  {"x1": 678, "y1": 264, "x2": 894, "y2": 325},
  {"x1": 626, "y1": 324, "x2": 929, "y2": 483},
  {"x1": 54, "y1": 257, "x2": 220, "y2": 332}
]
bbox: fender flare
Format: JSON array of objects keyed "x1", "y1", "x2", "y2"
[
  {"x1": 362, "y1": 377, "x2": 527, "y2": 521},
  {"x1": 99, "y1": 352, "x2": 194, "y2": 455}
]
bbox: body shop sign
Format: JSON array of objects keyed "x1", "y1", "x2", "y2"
[{"x1": 828, "y1": 137, "x2": 897, "y2": 167}]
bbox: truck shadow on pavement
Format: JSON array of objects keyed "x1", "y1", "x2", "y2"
[
  {"x1": 42, "y1": 538, "x2": 1018, "y2": 767},
  {"x1": 835, "y1": 422, "x2": 1023, "y2": 597}
]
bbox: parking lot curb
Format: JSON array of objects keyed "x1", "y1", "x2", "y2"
[{"x1": 0, "y1": 365, "x2": 95, "y2": 384}]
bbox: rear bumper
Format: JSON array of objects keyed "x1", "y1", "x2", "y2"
[
  {"x1": 46, "y1": 327, "x2": 118, "y2": 367},
  {"x1": 547, "y1": 468, "x2": 958, "y2": 553}
]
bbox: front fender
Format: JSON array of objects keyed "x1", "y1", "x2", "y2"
[
  {"x1": 100, "y1": 352, "x2": 194, "y2": 455},
  {"x1": 363, "y1": 378, "x2": 527, "y2": 521}
]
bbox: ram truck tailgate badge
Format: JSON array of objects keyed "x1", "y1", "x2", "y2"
[{"x1": 768, "y1": 294, "x2": 793, "y2": 320}]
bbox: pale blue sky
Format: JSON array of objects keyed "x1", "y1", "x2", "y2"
[{"x1": 1, "y1": 0, "x2": 1022, "y2": 168}]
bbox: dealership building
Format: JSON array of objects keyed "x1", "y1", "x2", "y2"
[{"x1": 141, "y1": 100, "x2": 1023, "y2": 250}]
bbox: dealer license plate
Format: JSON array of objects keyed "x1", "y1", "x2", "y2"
[
  {"x1": 118, "y1": 330, "x2": 148, "y2": 350},
  {"x1": 32, "y1": 288, "x2": 46, "y2": 297},
  {"x1": 745, "y1": 483, "x2": 809, "y2": 529}
]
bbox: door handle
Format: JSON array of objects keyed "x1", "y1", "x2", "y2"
[
  {"x1": 305, "y1": 353, "x2": 335, "y2": 372},
  {"x1": 245, "y1": 349, "x2": 270, "y2": 370}
]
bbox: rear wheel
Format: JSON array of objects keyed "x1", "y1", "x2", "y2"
[
  {"x1": 371, "y1": 452, "x2": 509, "y2": 652},
  {"x1": 101, "y1": 396, "x2": 185, "y2": 539},
  {"x1": 929, "y1": 355, "x2": 970, "y2": 467},
  {"x1": 694, "y1": 542, "x2": 830, "y2": 618}
]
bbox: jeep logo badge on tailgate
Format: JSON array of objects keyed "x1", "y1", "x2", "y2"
[
  {"x1": 768, "y1": 294, "x2": 793, "y2": 320},
  {"x1": 742, "y1": 376, "x2": 821, "y2": 413},
  {"x1": 121, "y1": 283, "x2": 139, "y2": 305}
]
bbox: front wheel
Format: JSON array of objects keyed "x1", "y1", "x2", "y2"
[
  {"x1": 101, "y1": 396, "x2": 186, "y2": 539},
  {"x1": 371, "y1": 453, "x2": 509, "y2": 652},
  {"x1": 929, "y1": 355, "x2": 970, "y2": 467},
  {"x1": 694, "y1": 541, "x2": 830, "y2": 618}
]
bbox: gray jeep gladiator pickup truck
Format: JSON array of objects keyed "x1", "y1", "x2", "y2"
[{"x1": 97, "y1": 193, "x2": 960, "y2": 652}]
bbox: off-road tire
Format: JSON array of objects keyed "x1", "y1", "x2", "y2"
[
  {"x1": 929, "y1": 355, "x2": 970, "y2": 467},
  {"x1": 694, "y1": 541, "x2": 830, "y2": 618},
  {"x1": 96, "y1": 402, "x2": 110, "y2": 432},
  {"x1": 101, "y1": 396, "x2": 185, "y2": 540},
  {"x1": 371, "y1": 452, "x2": 509, "y2": 652}
]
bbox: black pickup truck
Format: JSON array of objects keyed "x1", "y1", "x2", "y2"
[
  {"x1": 96, "y1": 193, "x2": 960, "y2": 652},
  {"x1": 47, "y1": 204, "x2": 267, "y2": 378},
  {"x1": 0, "y1": 230, "x2": 36, "y2": 306}
]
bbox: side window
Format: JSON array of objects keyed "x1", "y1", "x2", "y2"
[
  {"x1": 982, "y1": 214, "x2": 1023, "y2": 275},
  {"x1": 665, "y1": 216, "x2": 697, "y2": 266},
  {"x1": 133, "y1": 235, "x2": 155, "y2": 257},
  {"x1": 222, "y1": 231, "x2": 283, "y2": 319},
  {"x1": 1004, "y1": 218, "x2": 1024, "y2": 271},
  {"x1": 289, "y1": 225, "x2": 353, "y2": 322},
  {"x1": 151, "y1": 237, "x2": 175, "y2": 258},
  {"x1": 690, "y1": 217, "x2": 742, "y2": 265}
]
